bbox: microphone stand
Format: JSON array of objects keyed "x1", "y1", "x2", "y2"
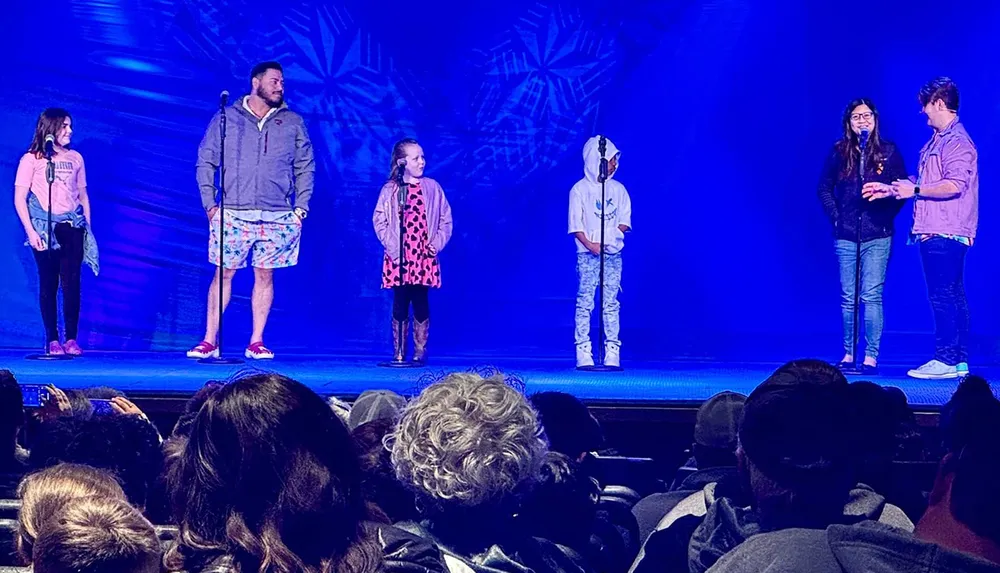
[
  {"x1": 27, "y1": 148, "x2": 73, "y2": 361},
  {"x1": 380, "y1": 166, "x2": 417, "y2": 368},
  {"x1": 201, "y1": 93, "x2": 242, "y2": 365},
  {"x1": 843, "y1": 139, "x2": 866, "y2": 375},
  {"x1": 579, "y1": 136, "x2": 623, "y2": 372}
]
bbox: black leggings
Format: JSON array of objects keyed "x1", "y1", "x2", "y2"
[
  {"x1": 32, "y1": 223, "x2": 85, "y2": 343},
  {"x1": 392, "y1": 285, "x2": 430, "y2": 322}
]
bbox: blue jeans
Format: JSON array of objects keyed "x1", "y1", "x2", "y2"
[
  {"x1": 919, "y1": 237, "x2": 970, "y2": 365},
  {"x1": 836, "y1": 238, "x2": 891, "y2": 360}
]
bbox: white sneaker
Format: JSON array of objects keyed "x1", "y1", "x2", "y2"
[
  {"x1": 576, "y1": 343, "x2": 594, "y2": 368},
  {"x1": 604, "y1": 343, "x2": 621, "y2": 367},
  {"x1": 907, "y1": 359, "x2": 959, "y2": 380}
]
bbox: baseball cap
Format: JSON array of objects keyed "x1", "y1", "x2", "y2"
[{"x1": 349, "y1": 390, "x2": 407, "y2": 430}]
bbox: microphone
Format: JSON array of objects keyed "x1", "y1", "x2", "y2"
[
  {"x1": 44, "y1": 134, "x2": 55, "y2": 159},
  {"x1": 220, "y1": 90, "x2": 229, "y2": 107},
  {"x1": 597, "y1": 135, "x2": 608, "y2": 182},
  {"x1": 859, "y1": 129, "x2": 870, "y2": 150}
]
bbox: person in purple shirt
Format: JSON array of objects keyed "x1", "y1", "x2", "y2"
[{"x1": 864, "y1": 77, "x2": 978, "y2": 380}]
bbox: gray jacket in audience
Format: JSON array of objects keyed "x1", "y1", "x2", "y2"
[
  {"x1": 706, "y1": 521, "x2": 1000, "y2": 573},
  {"x1": 630, "y1": 482, "x2": 913, "y2": 573}
]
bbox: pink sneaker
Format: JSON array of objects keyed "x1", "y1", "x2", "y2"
[
  {"x1": 186, "y1": 341, "x2": 219, "y2": 359},
  {"x1": 245, "y1": 342, "x2": 274, "y2": 360},
  {"x1": 47, "y1": 341, "x2": 65, "y2": 355},
  {"x1": 63, "y1": 339, "x2": 83, "y2": 356}
]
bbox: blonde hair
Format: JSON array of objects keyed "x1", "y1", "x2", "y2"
[
  {"x1": 32, "y1": 495, "x2": 161, "y2": 573},
  {"x1": 388, "y1": 137, "x2": 419, "y2": 182},
  {"x1": 16, "y1": 463, "x2": 126, "y2": 563},
  {"x1": 389, "y1": 373, "x2": 546, "y2": 512}
]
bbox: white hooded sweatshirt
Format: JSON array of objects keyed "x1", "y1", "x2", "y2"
[{"x1": 568, "y1": 136, "x2": 632, "y2": 254}]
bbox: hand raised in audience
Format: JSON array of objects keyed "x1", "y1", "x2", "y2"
[
  {"x1": 110, "y1": 396, "x2": 149, "y2": 420},
  {"x1": 37, "y1": 385, "x2": 72, "y2": 422}
]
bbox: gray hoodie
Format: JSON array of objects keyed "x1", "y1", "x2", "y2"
[
  {"x1": 196, "y1": 99, "x2": 315, "y2": 213},
  {"x1": 630, "y1": 482, "x2": 913, "y2": 573},
  {"x1": 707, "y1": 521, "x2": 1000, "y2": 573}
]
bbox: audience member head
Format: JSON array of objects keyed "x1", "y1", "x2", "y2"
[
  {"x1": 81, "y1": 386, "x2": 126, "y2": 399},
  {"x1": 29, "y1": 413, "x2": 163, "y2": 507},
  {"x1": 1, "y1": 370, "x2": 24, "y2": 465},
  {"x1": 16, "y1": 463, "x2": 126, "y2": 564},
  {"x1": 738, "y1": 359, "x2": 855, "y2": 530},
  {"x1": 693, "y1": 391, "x2": 746, "y2": 468},
  {"x1": 392, "y1": 373, "x2": 546, "y2": 521},
  {"x1": 170, "y1": 381, "x2": 224, "y2": 438},
  {"x1": 917, "y1": 376, "x2": 1000, "y2": 564},
  {"x1": 349, "y1": 390, "x2": 406, "y2": 431},
  {"x1": 166, "y1": 372, "x2": 380, "y2": 573},
  {"x1": 519, "y1": 451, "x2": 600, "y2": 549},
  {"x1": 530, "y1": 391, "x2": 603, "y2": 461},
  {"x1": 352, "y1": 418, "x2": 418, "y2": 523},
  {"x1": 32, "y1": 496, "x2": 160, "y2": 573},
  {"x1": 63, "y1": 389, "x2": 95, "y2": 420}
]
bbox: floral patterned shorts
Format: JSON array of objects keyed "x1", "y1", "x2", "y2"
[{"x1": 208, "y1": 211, "x2": 301, "y2": 269}]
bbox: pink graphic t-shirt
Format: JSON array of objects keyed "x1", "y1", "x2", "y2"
[{"x1": 14, "y1": 150, "x2": 87, "y2": 214}]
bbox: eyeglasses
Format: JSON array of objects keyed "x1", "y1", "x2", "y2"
[{"x1": 851, "y1": 112, "x2": 874, "y2": 121}]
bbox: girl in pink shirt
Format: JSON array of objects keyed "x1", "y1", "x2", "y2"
[{"x1": 13, "y1": 108, "x2": 96, "y2": 356}]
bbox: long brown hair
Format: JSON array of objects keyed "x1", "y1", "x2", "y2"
[
  {"x1": 388, "y1": 138, "x2": 418, "y2": 182},
  {"x1": 835, "y1": 99, "x2": 885, "y2": 179},
  {"x1": 28, "y1": 108, "x2": 72, "y2": 159},
  {"x1": 165, "y1": 373, "x2": 382, "y2": 573}
]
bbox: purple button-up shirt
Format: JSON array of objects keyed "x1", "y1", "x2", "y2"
[{"x1": 912, "y1": 117, "x2": 978, "y2": 239}]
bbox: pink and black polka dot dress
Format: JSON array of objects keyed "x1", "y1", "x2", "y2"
[{"x1": 381, "y1": 182, "x2": 442, "y2": 289}]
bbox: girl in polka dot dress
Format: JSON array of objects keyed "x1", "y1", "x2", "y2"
[{"x1": 373, "y1": 138, "x2": 453, "y2": 362}]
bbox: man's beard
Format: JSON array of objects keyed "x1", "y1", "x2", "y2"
[{"x1": 256, "y1": 86, "x2": 283, "y2": 108}]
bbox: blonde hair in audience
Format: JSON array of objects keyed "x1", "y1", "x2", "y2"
[{"x1": 390, "y1": 372, "x2": 546, "y2": 511}]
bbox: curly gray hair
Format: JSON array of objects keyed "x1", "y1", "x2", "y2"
[{"x1": 389, "y1": 373, "x2": 546, "y2": 511}]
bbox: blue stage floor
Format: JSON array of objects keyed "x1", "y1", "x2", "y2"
[{"x1": 0, "y1": 351, "x2": 980, "y2": 408}]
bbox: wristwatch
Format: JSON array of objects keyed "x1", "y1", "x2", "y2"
[
  {"x1": 293, "y1": 207, "x2": 308, "y2": 220},
  {"x1": 913, "y1": 186, "x2": 921, "y2": 196}
]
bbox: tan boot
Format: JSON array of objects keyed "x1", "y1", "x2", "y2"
[
  {"x1": 392, "y1": 319, "x2": 408, "y2": 361},
  {"x1": 412, "y1": 319, "x2": 429, "y2": 363}
]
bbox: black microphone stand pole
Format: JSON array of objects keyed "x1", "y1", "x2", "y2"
[
  {"x1": 843, "y1": 138, "x2": 866, "y2": 375},
  {"x1": 27, "y1": 145, "x2": 73, "y2": 361},
  {"x1": 580, "y1": 136, "x2": 622, "y2": 372},
  {"x1": 201, "y1": 92, "x2": 242, "y2": 365},
  {"x1": 380, "y1": 165, "x2": 417, "y2": 368}
]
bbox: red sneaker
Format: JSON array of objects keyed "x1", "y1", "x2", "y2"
[
  {"x1": 186, "y1": 341, "x2": 219, "y2": 359},
  {"x1": 63, "y1": 339, "x2": 83, "y2": 356},
  {"x1": 47, "y1": 341, "x2": 66, "y2": 356},
  {"x1": 245, "y1": 342, "x2": 274, "y2": 360}
]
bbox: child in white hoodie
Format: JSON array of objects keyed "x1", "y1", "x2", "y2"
[{"x1": 568, "y1": 135, "x2": 632, "y2": 367}]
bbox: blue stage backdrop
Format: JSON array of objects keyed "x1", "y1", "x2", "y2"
[{"x1": 3, "y1": 0, "x2": 999, "y2": 362}]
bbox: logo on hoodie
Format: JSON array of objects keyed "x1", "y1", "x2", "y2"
[{"x1": 594, "y1": 198, "x2": 618, "y2": 221}]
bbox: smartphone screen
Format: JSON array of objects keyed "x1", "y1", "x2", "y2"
[{"x1": 19, "y1": 384, "x2": 50, "y2": 408}]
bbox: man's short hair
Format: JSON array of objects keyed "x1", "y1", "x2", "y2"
[
  {"x1": 32, "y1": 496, "x2": 161, "y2": 573},
  {"x1": 918, "y1": 77, "x2": 960, "y2": 111},
  {"x1": 250, "y1": 61, "x2": 283, "y2": 81}
]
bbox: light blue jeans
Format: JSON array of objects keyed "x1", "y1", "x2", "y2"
[
  {"x1": 575, "y1": 252, "x2": 622, "y2": 347},
  {"x1": 835, "y1": 238, "x2": 891, "y2": 360}
]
